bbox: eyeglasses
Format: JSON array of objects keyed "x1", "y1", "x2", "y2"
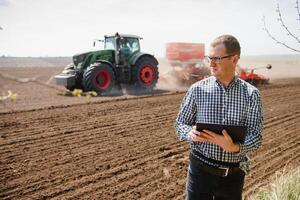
[{"x1": 205, "y1": 54, "x2": 235, "y2": 64}]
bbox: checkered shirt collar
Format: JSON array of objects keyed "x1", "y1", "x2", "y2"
[{"x1": 214, "y1": 75, "x2": 239, "y2": 90}]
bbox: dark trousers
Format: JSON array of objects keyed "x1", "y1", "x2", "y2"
[{"x1": 185, "y1": 155, "x2": 245, "y2": 200}]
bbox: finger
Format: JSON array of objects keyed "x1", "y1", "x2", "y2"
[
  {"x1": 202, "y1": 129, "x2": 218, "y2": 137},
  {"x1": 190, "y1": 131, "x2": 197, "y2": 140},
  {"x1": 191, "y1": 130, "x2": 212, "y2": 141},
  {"x1": 191, "y1": 131, "x2": 198, "y2": 140},
  {"x1": 191, "y1": 133, "x2": 208, "y2": 142},
  {"x1": 192, "y1": 129, "x2": 201, "y2": 136},
  {"x1": 199, "y1": 132, "x2": 214, "y2": 140},
  {"x1": 191, "y1": 131, "x2": 203, "y2": 141},
  {"x1": 191, "y1": 134, "x2": 197, "y2": 141},
  {"x1": 222, "y1": 129, "x2": 232, "y2": 141}
]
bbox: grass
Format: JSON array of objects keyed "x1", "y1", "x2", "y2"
[{"x1": 249, "y1": 167, "x2": 300, "y2": 200}]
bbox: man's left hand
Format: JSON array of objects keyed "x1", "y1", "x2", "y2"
[{"x1": 200, "y1": 129, "x2": 240, "y2": 153}]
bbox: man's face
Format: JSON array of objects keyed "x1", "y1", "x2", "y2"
[{"x1": 208, "y1": 43, "x2": 238, "y2": 80}]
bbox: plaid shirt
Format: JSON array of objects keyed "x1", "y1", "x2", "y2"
[{"x1": 175, "y1": 76, "x2": 264, "y2": 173}]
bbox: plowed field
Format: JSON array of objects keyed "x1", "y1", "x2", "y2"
[{"x1": 0, "y1": 65, "x2": 299, "y2": 199}]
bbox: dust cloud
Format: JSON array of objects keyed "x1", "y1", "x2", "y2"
[{"x1": 156, "y1": 58, "x2": 189, "y2": 92}]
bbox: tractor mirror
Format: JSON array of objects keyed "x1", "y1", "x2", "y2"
[
  {"x1": 93, "y1": 41, "x2": 96, "y2": 47},
  {"x1": 266, "y1": 64, "x2": 272, "y2": 70}
]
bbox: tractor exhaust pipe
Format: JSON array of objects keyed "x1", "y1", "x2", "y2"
[{"x1": 115, "y1": 33, "x2": 121, "y2": 66}]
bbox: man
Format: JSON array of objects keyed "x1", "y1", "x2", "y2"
[{"x1": 175, "y1": 35, "x2": 263, "y2": 200}]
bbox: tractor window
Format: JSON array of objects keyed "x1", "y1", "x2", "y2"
[
  {"x1": 127, "y1": 38, "x2": 140, "y2": 53},
  {"x1": 104, "y1": 38, "x2": 115, "y2": 50},
  {"x1": 119, "y1": 38, "x2": 140, "y2": 54}
]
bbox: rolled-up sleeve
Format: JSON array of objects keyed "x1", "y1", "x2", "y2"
[
  {"x1": 239, "y1": 89, "x2": 264, "y2": 154},
  {"x1": 175, "y1": 87, "x2": 197, "y2": 142}
]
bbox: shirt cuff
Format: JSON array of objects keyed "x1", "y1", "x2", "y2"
[{"x1": 181, "y1": 128, "x2": 193, "y2": 143}]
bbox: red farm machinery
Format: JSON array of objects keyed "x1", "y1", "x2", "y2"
[
  {"x1": 237, "y1": 64, "x2": 272, "y2": 85},
  {"x1": 165, "y1": 42, "x2": 210, "y2": 86},
  {"x1": 164, "y1": 42, "x2": 271, "y2": 86}
]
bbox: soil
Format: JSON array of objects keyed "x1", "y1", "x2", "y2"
[{"x1": 0, "y1": 65, "x2": 299, "y2": 199}]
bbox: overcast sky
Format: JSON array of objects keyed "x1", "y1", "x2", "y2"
[{"x1": 0, "y1": 0, "x2": 299, "y2": 57}]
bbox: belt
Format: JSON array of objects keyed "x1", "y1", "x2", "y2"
[
  {"x1": 190, "y1": 153, "x2": 242, "y2": 177},
  {"x1": 191, "y1": 149, "x2": 240, "y2": 167}
]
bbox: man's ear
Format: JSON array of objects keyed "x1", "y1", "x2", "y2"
[{"x1": 232, "y1": 55, "x2": 240, "y2": 65}]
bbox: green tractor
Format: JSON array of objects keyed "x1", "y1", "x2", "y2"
[{"x1": 54, "y1": 33, "x2": 159, "y2": 95}]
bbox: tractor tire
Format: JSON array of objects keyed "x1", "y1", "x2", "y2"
[
  {"x1": 127, "y1": 57, "x2": 159, "y2": 94},
  {"x1": 83, "y1": 63, "x2": 116, "y2": 95}
]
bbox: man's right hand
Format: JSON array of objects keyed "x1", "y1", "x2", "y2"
[{"x1": 190, "y1": 129, "x2": 210, "y2": 142}]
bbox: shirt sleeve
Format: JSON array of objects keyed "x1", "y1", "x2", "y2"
[
  {"x1": 175, "y1": 86, "x2": 197, "y2": 142},
  {"x1": 238, "y1": 89, "x2": 264, "y2": 155}
]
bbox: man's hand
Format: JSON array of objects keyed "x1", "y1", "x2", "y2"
[
  {"x1": 200, "y1": 129, "x2": 240, "y2": 153},
  {"x1": 190, "y1": 129, "x2": 211, "y2": 143}
]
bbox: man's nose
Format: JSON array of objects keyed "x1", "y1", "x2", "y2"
[{"x1": 210, "y1": 61, "x2": 216, "y2": 67}]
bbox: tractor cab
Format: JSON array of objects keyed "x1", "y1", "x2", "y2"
[{"x1": 104, "y1": 33, "x2": 142, "y2": 65}]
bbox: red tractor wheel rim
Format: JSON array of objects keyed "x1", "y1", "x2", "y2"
[
  {"x1": 95, "y1": 70, "x2": 111, "y2": 89},
  {"x1": 140, "y1": 65, "x2": 155, "y2": 85}
]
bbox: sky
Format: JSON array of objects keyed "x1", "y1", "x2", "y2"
[{"x1": 0, "y1": 0, "x2": 299, "y2": 57}]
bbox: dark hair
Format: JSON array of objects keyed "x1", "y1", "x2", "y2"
[{"x1": 211, "y1": 34, "x2": 241, "y2": 56}]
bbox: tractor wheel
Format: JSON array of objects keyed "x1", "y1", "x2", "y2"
[
  {"x1": 127, "y1": 57, "x2": 159, "y2": 94},
  {"x1": 83, "y1": 63, "x2": 116, "y2": 95}
]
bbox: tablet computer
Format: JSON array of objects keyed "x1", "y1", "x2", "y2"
[{"x1": 196, "y1": 123, "x2": 247, "y2": 143}]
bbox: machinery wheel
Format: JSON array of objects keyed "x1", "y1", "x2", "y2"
[
  {"x1": 127, "y1": 57, "x2": 159, "y2": 94},
  {"x1": 83, "y1": 63, "x2": 116, "y2": 95}
]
